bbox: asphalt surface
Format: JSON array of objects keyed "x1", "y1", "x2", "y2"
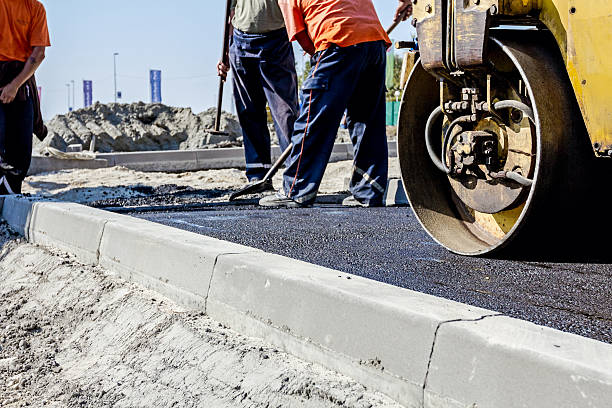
[{"x1": 125, "y1": 203, "x2": 611, "y2": 344}]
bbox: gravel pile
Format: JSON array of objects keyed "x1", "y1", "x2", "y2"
[{"x1": 35, "y1": 103, "x2": 243, "y2": 153}]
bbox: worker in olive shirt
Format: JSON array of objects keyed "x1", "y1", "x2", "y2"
[
  {"x1": 217, "y1": 0, "x2": 299, "y2": 188},
  {"x1": 0, "y1": 0, "x2": 50, "y2": 194}
]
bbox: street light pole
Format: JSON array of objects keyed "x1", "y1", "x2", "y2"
[
  {"x1": 113, "y1": 52, "x2": 119, "y2": 103},
  {"x1": 71, "y1": 80, "x2": 75, "y2": 110},
  {"x1": 65, "y1": 83, "x2": 71, "y2": 112}
]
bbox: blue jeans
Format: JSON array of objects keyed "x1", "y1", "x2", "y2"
[
  {"x1": 0, "y1": 94, "x2": 33, "y2": 193},
  {"x1": 283, "y1": 41, "x2": 389, "y2": 206},
  {"x1": 230, "y1": 28, "x2": 299, "y2": 181}
]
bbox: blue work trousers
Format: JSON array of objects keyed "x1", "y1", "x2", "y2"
[
  {"x1": 0, "y1": 94, "x2": 33, "y2": 193},
  {"x1": 283, "y1": 41, "x2": 389, "y2": 206},
  {"x1": 230, "y1": 28, "x2": 299, "y2": 181}
]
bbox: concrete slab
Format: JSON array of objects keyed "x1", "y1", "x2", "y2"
[
  {"x1": 425, "y1": 315, "x2": 612, "y2": 408},
  {"x1": 28, "y1": 156, "x2": 109, "y2": 176},
  {"x1": 29, "y1": 142, "x2": 396, "y2": 176},
  {"x1": 388, "y1": 140, "x2": 398, "y2": 158},
  {"x1": 194, "y1": 147, "x2": 246, "y2": 169},
  {"x1": 98, "y1": 150, "x2": 200, "y2": 172},
  {"x1": 385, "y1": 178, "x2": 409, "y2": 207},
  {"x1": 207, "y1": 251, "x2": 493, "y2": 407},
  {"x1": 99, "y1": 218, "x2": 260, "y2": 310}
]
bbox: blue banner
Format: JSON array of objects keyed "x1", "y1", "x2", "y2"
[
  {"x1": 150, "y1": 70, "x2": 162, "y2": 103},
  {"x1": 83, "y1": 80, "x2": 93, "y2": 108}
]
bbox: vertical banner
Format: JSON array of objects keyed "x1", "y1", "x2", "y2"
[
  {"x1": 150, "y1": 70, "x2": 162, "y2": 103},
  {"x1": 83, "y1": 80, "x2": 93, "y2": 107}
]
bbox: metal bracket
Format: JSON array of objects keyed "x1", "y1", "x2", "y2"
[{"x1": 413, "y1": 0, "x2": 541, "y2": 74}]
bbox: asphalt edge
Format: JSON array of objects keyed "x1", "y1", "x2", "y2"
[{"x1": 1, "y1": 195, "x2": 611, "y2": 408}]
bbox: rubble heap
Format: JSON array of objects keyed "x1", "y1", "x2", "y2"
[{"x1": 35, "y1": 102, "x2": 243, "y2": 153}]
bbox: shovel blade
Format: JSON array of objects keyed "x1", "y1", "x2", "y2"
[{"x1": 229, "y1": 180, "x2": 272, "y2": 201}]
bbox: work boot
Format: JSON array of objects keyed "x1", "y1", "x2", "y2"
[
  {"x1": 259, "y1": 190, "x2": 308, "y2": 208},
  {"x1": 342, "y1": 195, "x2": 384, "y2": 208}
]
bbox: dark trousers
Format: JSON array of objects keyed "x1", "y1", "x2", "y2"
[
  {"x1": 230, "y1": 28, "x2": 299, "y2": 181},
  {"x1": 283, "y1": 41, "x2": 388, "y2": 205},
  {"x1": 0, "y1": 94, "x2": 33, "y2": 194}
]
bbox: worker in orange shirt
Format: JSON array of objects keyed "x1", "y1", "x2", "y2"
[
  {"x1": 260, "y1": 0, "x2": 411, "y2": 208},
  {"x1": 0, "y1": 0, "x2": 50, "y2": 194}
]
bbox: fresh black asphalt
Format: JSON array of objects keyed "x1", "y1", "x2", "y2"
[{"x1": 127, "y1": 204, "x2": 611, "y2": 344}]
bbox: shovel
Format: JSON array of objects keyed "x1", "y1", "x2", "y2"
[
  {"x1": 229, "y1": 143, "x2": 293, "y2": 201},
  {"x1": 210, "y1": 0, "x2": 234, "y2": 137}
]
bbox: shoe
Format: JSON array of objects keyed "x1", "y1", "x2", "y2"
[
  {"x1": 259, "y1": 190, "x2": 306, "y2": 208},
  {"x1": 342, "y1": 195, "x2": 383, "y2": 208}
]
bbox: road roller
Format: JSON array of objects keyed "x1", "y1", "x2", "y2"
[{"x1": 398, "y1": 0, "x2": 612, "y2": 256}]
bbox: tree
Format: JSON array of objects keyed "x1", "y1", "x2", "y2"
[
  {"x1": 386, "y1": 54, "x2": 404, "y2": 101},
  {"x1": 297, "y1": 59, "x2": 312, "y2": 90}
]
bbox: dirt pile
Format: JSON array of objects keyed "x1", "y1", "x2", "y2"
[
  {"x1": 35, "y1": 103, "x2": 243, "y2": 154},
  {"x1": 0, "y1": 223, "x2": 401, "y2": 408}
]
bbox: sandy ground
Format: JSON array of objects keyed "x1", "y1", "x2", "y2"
[
  {"x1": 0, "y1": 222, "x2": 401, "y2": 407},
  {"x1": 23, "y1": 160, "x2": 402, "y2": 204}
]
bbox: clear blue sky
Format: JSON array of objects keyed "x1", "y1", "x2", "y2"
[{"x1": 37, "y1": 1, "x2": 416, "y2": 120}]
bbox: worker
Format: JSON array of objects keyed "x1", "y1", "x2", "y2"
[
  {"x1": 0, "y1": 0, "x2": 49, "y2": 195},
  {"x1": 217, "y1": 0, "x2": 299, "y2": 191},
  {"x1": 260, "y1": 0, "x2": 412, "y2": 208}
]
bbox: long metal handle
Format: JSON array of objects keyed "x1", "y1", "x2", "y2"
[
  {"x1": 214, "y1": 79, "x2": 225, "y2": 132},
  {"x1": 215, "y1": 0, "x2": 234, "y2": 132}
]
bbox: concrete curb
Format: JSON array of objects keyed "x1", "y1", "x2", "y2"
[
  {"x1": 29, "y1": 142, "x2": 398, "y2": 175},
  {"x1": 1, "y1": 195, "x2": 610, "y2": 407}
]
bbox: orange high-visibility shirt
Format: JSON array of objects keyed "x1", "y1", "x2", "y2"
[
  {"x1": 278, "y1": 0, "x2": 390, "y2": 52},
  {"x1": 0, "y1": 0, "x2": 50, "y2": 62}
]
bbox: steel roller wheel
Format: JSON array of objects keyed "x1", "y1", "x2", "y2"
[{"x1": 398, "y1": 30, "x2": 602, "y2": 256}]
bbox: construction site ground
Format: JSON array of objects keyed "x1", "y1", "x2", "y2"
[
  {"x1": 21, "y1": 161, "x2": 612, "y2": 345},
  {"x1": 0, "y1": 222, "x2": 401, "y2": 408}
]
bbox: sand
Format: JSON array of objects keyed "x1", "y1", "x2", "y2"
[{"x1": 0, "y1": 222, "x2": 402, "y2": 407}]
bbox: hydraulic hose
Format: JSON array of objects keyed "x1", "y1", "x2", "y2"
[
  {"x1": 493, "y1": 100, "x2": 535, "y2": 123},
  {"x1": 489, "y1": 170, "x2": 534, "y2": 187},
  {"x1": 504, "y1": 171, "x2": 533, "y2": 187},
  {"x1": 425, "y1": 106, "x2": 448, "y2": 173}
]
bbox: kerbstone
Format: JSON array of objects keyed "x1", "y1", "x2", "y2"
[
  {"x1": 1, "y1": 196, "x2": 34, "y2": 237},
  {"x1": 28, "y1": 156, "x2": 109, "y2": 176},
  {"x1": 99, "y1": 218, "x2": 260, "y2": 310},
  {"x1": 207, "y1": 251, "x2": 492, "y2": 407},
  {"x1": 195, "y1": 147, "x2": 246, "y2": 169},
  {"x1": 425, "y1": 315, "x2": 612, "y2": 408},
  {"x1": 28, "y1": 201, "x2": 124, "y2": 265},
  {"x1": 388, "y1": 140, "x2": 398, "y2": 158},
  {"x1": 99, "y1": 150, "x2": 199, "y2": 172}
]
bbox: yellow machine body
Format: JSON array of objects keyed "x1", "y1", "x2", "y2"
[{"x1": 411, "y1": 0, "x2": 612, "y2": 156}]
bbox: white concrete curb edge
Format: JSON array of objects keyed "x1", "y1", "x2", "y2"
[
  {"x1": 29, "y1": 141, "x2": 398, "y2": 175},
  {"x1": 1, "y1": 195, "x2": 610, "y2": 408}
]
